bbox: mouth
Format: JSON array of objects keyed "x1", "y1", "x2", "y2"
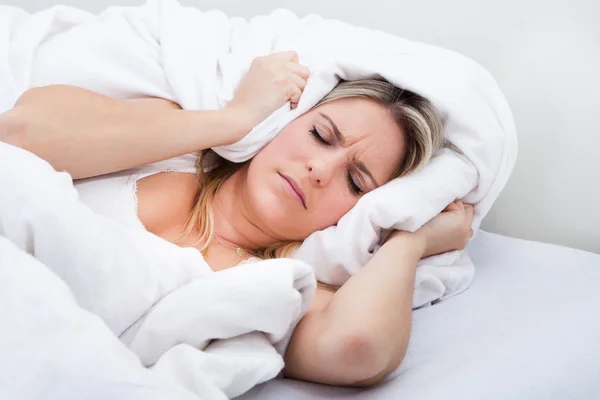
[{"x1": 279, "y1": 173, "x2": 307, "y2": 209}]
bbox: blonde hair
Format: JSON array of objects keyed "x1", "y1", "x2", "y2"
[{"x1": 181, "y1": 78, "x2": 445, "y2": 259}]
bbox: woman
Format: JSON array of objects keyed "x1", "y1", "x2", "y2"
[{"x1": 0, "y1": 51, "x2": 473, "y2": 386}]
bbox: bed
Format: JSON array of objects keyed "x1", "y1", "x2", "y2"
[{"x1": 240, "y1": 231, "x2": 600, "y2": 399}]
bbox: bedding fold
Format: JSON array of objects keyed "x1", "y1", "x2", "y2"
[{"x1": 0, "y1": 142, "x2": 315, "y2": 400}]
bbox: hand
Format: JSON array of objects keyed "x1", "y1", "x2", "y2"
[
  {"x1": 226, "y1": 51, "x2": 310, "y2": 133},
  {"x1": 416, "y1": 200, "x2": 474, "y2": 258}
]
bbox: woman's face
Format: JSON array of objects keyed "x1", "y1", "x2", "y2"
[{"x1": 244, "y1": 97, "x2": 405, "y2": 241}]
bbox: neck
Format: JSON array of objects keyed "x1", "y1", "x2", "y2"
[{"x1": 212, "y1": 165, "x2": 277, "y2": 251}]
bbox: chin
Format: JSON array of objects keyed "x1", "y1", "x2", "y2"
[
  {"x1": 250, "y1": 186, "x2": 314, "y2": 241},
  {"x1": 246, "y1": 164, "x2": 313, "y2": 239},
  {"x1": 247, "y1": 176, "x2": 288, "y2": 225}
]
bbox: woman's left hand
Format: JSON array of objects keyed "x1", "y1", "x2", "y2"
[
  {"x1": 417, "y1": 200, "x2": 474, "y2": 258},
  {"x1": 385, "y1": 200, "x2": 474, "y2": 258}
]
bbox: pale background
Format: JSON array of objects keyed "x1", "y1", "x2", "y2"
[{"x1": 8, "y1": 0, "x2": 600, "y2": 253}]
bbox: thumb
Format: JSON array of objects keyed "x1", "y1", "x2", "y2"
[{"x1": 443, "y1": 201, "x2": 459, "y2": 213}]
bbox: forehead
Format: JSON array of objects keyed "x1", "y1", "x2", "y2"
[{"x1": 314, "y1": 97, "x2": 406, "y2": 181}]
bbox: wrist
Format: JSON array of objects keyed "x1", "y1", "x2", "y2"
[
  {"x1": 180, "y1": 107, "x2": 253, "y2": 148},
  {"x1": 220, "y1": 106, "x2": 255, "y2": 143},
  {"x1": 383, "y1": 230, "x2": 426, "y2": 259}
]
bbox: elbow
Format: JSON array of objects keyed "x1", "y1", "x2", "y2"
[
  {"x1": 0, "y1": 85, "x2": 56, "y2": 147},
  {"x1": 0, "y1": 107, "x2": 30, "y2": 149},
  {"x1": 327, "y1": 330, "x2": 407, "y2": 387}
]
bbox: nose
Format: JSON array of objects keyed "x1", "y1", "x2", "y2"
[{"x1": 307, "y1": 157, "x2": 335, "y2": 188}]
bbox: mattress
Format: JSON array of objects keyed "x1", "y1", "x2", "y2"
[{"x1": 238, "y1": 231, "x2": 600, "y2": 399}]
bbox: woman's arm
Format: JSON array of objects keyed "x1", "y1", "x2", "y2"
[
  {"x1": 284, "y1": 201, "x2": 474, "y2": 386},
  {"x1": 284, "y1": 232, "x2": 423, "y2": 386},
  {"x1": 0, "y1": 51, "x2": 309, "y2": 179},
  {"x1": 0, "y1": 85, "x2": 251, "y2": 179}
]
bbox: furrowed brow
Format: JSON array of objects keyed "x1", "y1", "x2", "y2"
[{"x1": 319, "y1": 112, "x2": 345, "y2": 146}]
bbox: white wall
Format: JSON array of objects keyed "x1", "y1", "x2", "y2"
[{"x1": 9, "y1": 0, "x2": 600, "y2": 253}]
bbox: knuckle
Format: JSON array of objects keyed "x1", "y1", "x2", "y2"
[
  {"x1": 288, "y1": 85, "x2": 300, "y2": 98},
  {"x1": 301, "y1": 66, "x2": 311, "y2": 78},
  {"x1": 296, "y1": 70, "x2": 308, "y2": 82},
  {"x1": 274, "y1": 74, "x2": 288, "y2": 86},
  {"x1": 460, "y1": 235, "x2": 470, "y2": 248},
  {"x1": 251, "y1": 57, "x2": 266, "y2": 69}
]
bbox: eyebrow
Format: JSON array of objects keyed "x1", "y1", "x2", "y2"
[
  {"x1": 319, "y1": 112, "x2": 380, "y2": 188},
  {"x1": 319, "y1": 112, "x2": 345, "y2": 146}
]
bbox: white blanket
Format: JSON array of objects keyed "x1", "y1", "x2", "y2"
[
  {"x1": 0, "y1": 1, "x2": 515, "y2": 304},
  {"x1": 0, "y1": 142, "x2": 315, "y2": 399}
]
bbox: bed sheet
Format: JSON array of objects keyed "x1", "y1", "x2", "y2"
[{"x1": 239, "y1": 231, "x2": 600, "y2": 399}]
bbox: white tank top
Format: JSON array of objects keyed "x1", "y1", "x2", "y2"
[
  {"x1": 74, "y1": 153, "x2": 261, "y2": 267},
  {"x1": 74, "y1": 153, "x2": 198, "y2": 230}
]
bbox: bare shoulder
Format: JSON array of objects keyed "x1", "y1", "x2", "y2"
[{"x1": 136, "y1": 172, "x2": 198, "y2": 236}]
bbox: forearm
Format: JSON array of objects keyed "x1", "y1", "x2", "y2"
[
  {"x1": 285, "y1": 205, "x2": 472, "y2": 387},
  {"x1": 324, "y1": 232, "x2": 422, "y2": 383},
  {"x1": 1, "y1": 85, "x2": 249, "y2": 179},
  {"x1": 284, "y1": 232, "x2": 423, "y2": 386}
]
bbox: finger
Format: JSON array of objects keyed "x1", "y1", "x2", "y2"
[
  {"x1": 270, "y1": 50, "x2": 299, "y2": 62},
  {"x1": 455, "y1": 199, "x2": 465, "y2": 212},
  {"x1": 443, "y1": 202, "x2": 459, "y2": 212},
  {"x1": 445, "y1": 200, "x2": 462, "y2": 213},
  {"x1": 463, "y1": 205, "x2": 474, "y2": 229},
  {"x1": 287, "y1": 84, "x2": 303, "y2": 108},
  {"x1": 286, "y1": 71, "x2": 307, "y2": 92},
  {"x1": 284, "y1": 62, "x2": 311, "y2": 80},
  {"x1": 466, "y1": 204, "x2": 474, "y2": 221}
]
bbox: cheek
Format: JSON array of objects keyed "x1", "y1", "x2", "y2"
[
  {"x1": 257, "y1": 128, "x2": 307, "y2": 162},
  {"x1": 313, "y1": 187, "x2": 359, "y2": 227}
]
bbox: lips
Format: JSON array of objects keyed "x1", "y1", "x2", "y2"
[{"x1": 279, "y1": 173, "x2": 306, "y2": 209}]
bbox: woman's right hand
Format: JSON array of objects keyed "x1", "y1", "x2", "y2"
[
  {"x1": 416, "y1": 200, "x2": 475, "y2": 258},
  {"x1": 226, "y1": 51, "x2": 310, "y2": 133}
]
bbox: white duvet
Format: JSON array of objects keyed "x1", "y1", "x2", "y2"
[{"x1": 0, "y1": 142, "x2": 315, "y2": 399}]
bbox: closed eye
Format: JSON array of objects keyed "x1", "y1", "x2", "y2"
[
  {"x1": 311, "y1": 126, "x2": 365, "y2": 195},
  {"x1": 346, "y1": 170, "x2": 363, "y2": 195},
  {"x1": 310, "y1": 127, "x2": 330, "y2": 146}
]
